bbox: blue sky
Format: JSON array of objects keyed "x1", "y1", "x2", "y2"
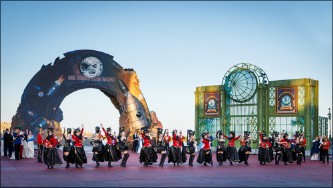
[{"x1": 1, "y1": 1, "x2": 332, "y2": 133}]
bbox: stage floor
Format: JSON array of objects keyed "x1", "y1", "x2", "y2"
[{"x1": 1, "y1": 149, "x2": 332, "y2": 187}]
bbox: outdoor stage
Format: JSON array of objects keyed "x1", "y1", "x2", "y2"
[{"x1": 1, "y1": 148, "x2": 332, "y2": 187}]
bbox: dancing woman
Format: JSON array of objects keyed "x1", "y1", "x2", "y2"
[
  {"x1": 258, "y1": 132, "x2": 272, "y2": 165},
  {"x1": 156, "y1": 128, "x2": 168, "y2": 167},
  {"x1": 168, "y1": 130, "x2": 181, "y2": 166},
  {"x1": 179, "y1": 131, "x2": 187, "y2": 164},
  {"x1": 119, "y1": 127, "x2": 130, "y2": 167},
  {"x1": 72, "y1": 125, "x2": 87, "y2": 168},
  {"x1": 216, "y1": 130, "x2": 227, "y2": 166},
  {"x1": 197, "y1": 132, "x2": 213, "y2": 166},
  {"x1": 299, "y1": 133, "x2": 306, "y2": 162},
  {"x1": 43, "y1": 128, "x2": 62, "y2": 169},
  {"x1": 278, "y1": 132, "x2": 293, "y2": 165},
  {"x1": 222, "y1": 131, "x2": 241, "y2": 165},
  {"x1": 272, "y1": 131, "x2": 283, "y2": 165},
  {"x1": 101, "y1": 124, "x2": 119, "y2": 167},
  {"x1": 62, "y1": 128, "x2": 74, "y2": 168},
  {"x1": 238, "y1": 131, "x2": 251, "y2": 165},
  {"x1": 187, "y1": 130, "x2": 196, "y2": 166},
  {"x1": 294, "y1": 137, "x2": 303, "y2": 165},
  {"x1": 91, "y1": 126, "x2": 105, "y2": 168},
  {"x1": 140, "y1": 129, "x2": 156, "y2": 167}
]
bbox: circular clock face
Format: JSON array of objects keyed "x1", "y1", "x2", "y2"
[
  {"x1": 224, "y1": 69, "x2": 258, "y2": 103},
  {"x1": 208, "y1": 99, "x2": 216, "y2": 108},
  {"x1": 80, "y1": 57, "x2": 103, "y2": 78},
  {"x1": 282, "y1": 95, "x2": 291, "y2": 105}
]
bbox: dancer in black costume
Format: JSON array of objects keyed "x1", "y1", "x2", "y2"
[
  {"x1": 91, "y1": 126, "x2": 105, "y2": 168},
  {"x1": 62, "y1": 128, "x2": 74, "y2": 168},
  {"x1": 238, "y1": 131, "x2": 251, "y2": 165},
  {"x1": 186, "y1": 130, "x2": 196, "y2": 166},
  {"x1": 118, "y1": 127, "x2": 130, "y2": 167}
]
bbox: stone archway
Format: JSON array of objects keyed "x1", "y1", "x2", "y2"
[{"x1": 11, "y1": 50, "x2": 152, "y2": 138}]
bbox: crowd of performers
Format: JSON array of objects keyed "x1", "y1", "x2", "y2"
[{"x1": 35, "y1": 125, "x2": 331, "y2": 169}]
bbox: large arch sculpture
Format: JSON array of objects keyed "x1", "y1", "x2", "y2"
[{"x1": 11, "y1": 50, "x2": 152, "y2": 138}]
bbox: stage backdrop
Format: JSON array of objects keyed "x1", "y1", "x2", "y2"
[{"x1": 11, "y1": 50, "x2": 152, "y2": 138}]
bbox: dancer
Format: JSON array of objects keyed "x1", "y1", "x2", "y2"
[
  {"x1": 216, "y1": 130, "x2": 227, "y2": 166},
  {"x1": 272, "y1": 131, "x2": 283, "y2": 165},
  {"x1": 119, "y1": 127, "x2": 130, "y2": 167},
  {"x1": 258, "y1": 132, "x2": 272, "y2": 165},
  {"x1": 168, "y1": 130, "x2": 181, "y2": 166},
  {"x1": 186, "y1": 130, "x2": 196, "y2": 166},
  {"x1": 299, "y1": 132, "x2": 306, "y2": 162},
  {"x1": 43, "y1": 128, "x2": 62, "y2": 169},
  {"x1": 164, "y1": 130, "x2": 171, "y2": 153},
  {"x1": 101, "y1": 124, "x2": 119, "y2": 167},
  {"x1": 278, "y1": 132, "x2": 293, "y2": 165},
  {"x1": 91, "y1": 126, "x2": 105, "y2": 168},
  {"x1": 72, "y1": 125, "x2": 87, "y2": 168},
  {"x1": 222, "y1": 131, "x2": 241, "y2": 165},
  {"x1": 179, "y1": 130, "x2": 187, "y2": 164},
  {"x1": 37, "y1": 125, "x2": 44, "y2": 163},
  {"x1": 320, "y1": 137, "x2": 330, "y2": 164},
  {"x1": 156, "y1": 128, "x2": 168, "y2": 167},
  {"x1": 294, "y1": 137, "x2": 303, "y2": 165},
  {"x1": 140, "y1": 128, "x2": 156, "y2": 167},
  {"x1": 238, "y1": 131, "x2": 251, "y2": 165},
  {"x1": 62, "y1": 128, "x2": 74, "y2": 168},
  {"x1": 197, "y1": 132, "x2": 213, "y2": 166}
]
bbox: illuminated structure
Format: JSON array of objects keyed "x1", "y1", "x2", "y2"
[{"x1": 195, "y1": 63, "x2": 320, "y2": 149}]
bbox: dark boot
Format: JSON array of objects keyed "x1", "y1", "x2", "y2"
[
  {"x1": 210, "y1": 155, "x2": 213, "y2": 167},
  {"x1": 38, "y1": 155, "x2": 43, "y2": 163},
  {"x1": 245, "y1": 154, "x2": 249, "y2": 165},
  {"x1": 75, "y1": 162, "x2": 79, "y2": 168},
  {"x1": 160, "y1": 154, "x2": 167, "y2": 167},
  {"x1": 189, "y1": 155, "x2": 194, "y2": 166},
  {"x1": 121, "y1": 153, "x2": 129, "y2": 167},
  {"x1": 66, "y1": 162, "x2": 70, "y2": 168},
  {"x1": 275, "y1": 155, "x2": 278, "y2": 165},
  {"x1": 108, "y1": 161, "x2": 112, "y2": 167},
  {"x1": 204, "y1": 162, "x2": 207, "y2": 166},
  {"x1": 230, "y1": 162, "x2": 233, "y2": 166}
]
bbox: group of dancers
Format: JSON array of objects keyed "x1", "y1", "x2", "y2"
[
  {"x1": 36, "y1": 125, "x2": 331, "y2": 169},
  {"x1": 37, "y1": 124, "x2": 130, "y2": 169}
]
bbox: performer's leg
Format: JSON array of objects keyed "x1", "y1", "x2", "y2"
[
  {"x1": 189, "y1": 154, "x2": 194, "y2": 166},
  {"x1": 245, "y1": 153, "x2": 249, "y2": 165},
  {"x1": 94, "y1": 153, "x2": 100, "y2": 167},
  {"x1": 160, "y1": 153, "x2": 167, "y2": 167},
  {"x1": 121, "y1": 153, "x2": 129, "y2": 167}
]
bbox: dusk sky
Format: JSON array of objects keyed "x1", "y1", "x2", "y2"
[{"x1": 1, "y1": 1, "x2": 332, "y2": 133}]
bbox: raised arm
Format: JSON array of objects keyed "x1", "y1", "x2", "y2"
[
  {"x1": 80, "y1": 125, "x2": 84, "y2": 136},
  {"x1": 234, "y1": 135, "x2": 241, "y2": 140}
]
